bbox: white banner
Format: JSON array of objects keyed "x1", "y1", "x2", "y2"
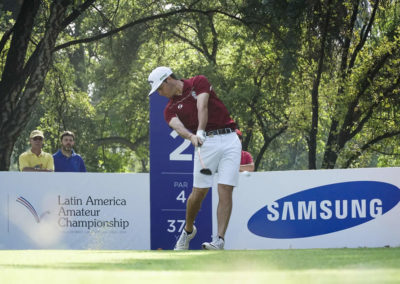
[
  {"x1": 0, "y1": 172, "x2": 150, "y2": 249},
  {"x1": 2, "y1": 168, "x2": 399, "y2": 250},
  {"x1": 213, "y1": 167, "x2": 400, "y2": 249}
]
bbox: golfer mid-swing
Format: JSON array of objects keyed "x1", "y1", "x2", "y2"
[{"x1": 148, "y1": 67, "x2": 241, "y2": 250}]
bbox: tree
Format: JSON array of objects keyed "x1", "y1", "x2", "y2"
[
  {"x1": 0, "y1": 0, "x2": 243, "y2": 171},
  {"x1": 2, "y1": 0, "x2": 399, "y2": 172},
  {"x1": 0, "y1": 0, "x2": 96, "y2": 170},
  {"x1": 321, "y1": 0, "x2": 400, "y2": 169}
]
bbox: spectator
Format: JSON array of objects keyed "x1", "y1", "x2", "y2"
[
  {"x1": 236, "y1": 129, "x2": 255, "y2": 172},
  {"x1": 19, "y1": 130, "x2": 54, "y2": 172},
  {"x1": 53, "y1": 131, "x2": 86, "y2": 172}
]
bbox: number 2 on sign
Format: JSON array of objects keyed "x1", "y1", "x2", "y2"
[
  {"x1": 169, "y1": 130, "x2": 193, "y2": 161},
  {"x1": 167, "y1": 219, "x2": 185, "y2": 233}
]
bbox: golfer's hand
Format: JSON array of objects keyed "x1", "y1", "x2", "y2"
[
  {"x1": 196, "y1": 130, "x2": 206, "y2": 145},
  {"x1": 189, "y1": 133, "x2": 200, "y2": 147},
  {"x1": 189, "y1": 134, "x2": 199, "y2": 147}
]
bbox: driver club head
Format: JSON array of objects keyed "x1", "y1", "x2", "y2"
[{"x1": 200, "y1": 168, "x2": 212, "y2": 175}]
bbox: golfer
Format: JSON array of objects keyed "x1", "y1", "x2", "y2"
[{"x1": 148, "y1": 67, "x2": 241, "y2": 250}]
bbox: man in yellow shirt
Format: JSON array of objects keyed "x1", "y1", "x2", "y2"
[{"x1": 19, "y1": 130, "x2": 54, "y2": 172}]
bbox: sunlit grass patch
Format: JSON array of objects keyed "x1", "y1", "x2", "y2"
[{"x1": 0, "y1": 248, "x2": 399, "y2": 283}]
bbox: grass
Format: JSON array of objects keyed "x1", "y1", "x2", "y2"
[{"x1": 1, "y1": 248, "x2": 400, "y2": 283}]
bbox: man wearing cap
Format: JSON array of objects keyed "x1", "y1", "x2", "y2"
[
  {"x1": 236, "y1": 129, "x2": 255, "y2": 172},
  {"x1": 19, "y1": 130, "x2": 54, "y2": 172},
  {"x1": 53, "y1": 131, "x2": 87, "y2": 172},
  {"x1": 148, "y1": 66, "x2": 241, "y2": 250}
]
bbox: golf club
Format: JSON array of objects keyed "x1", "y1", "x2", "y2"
[{"x1": 197, "y1": 147, "x2": 212, "y2": 175}]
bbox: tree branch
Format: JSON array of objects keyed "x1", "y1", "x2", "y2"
[
  {"x1": 0, "y1": 26, "x2": 14, "y2": 54},
  {"x1": 91, "y1": 2, "x2": 116, "y2": 29},
  {"x1": 253, "y1": 104, "x2": 288, "y2": 171},
  {"x1": 323, "y1": 1, "x2": 360, "y2": 168},
  {"x1": 344, "y1": 130, "x2": 400, "y2": 168},
  {"x1": 349, "y1": 74, "x2": 400, "y2": 141},
  {"x1": 53, "y1": 8, "x2": 245, "y2": 52},
  {"x1": 2, "y1": 0, "x2": 70, "y2": 140},
  {"x1": 94, "y1": 135, "x2": 148, "y2": 151},
  {"x1": 339, "y1": 53, "x2": 391, "y2": 142},
  {"x1": 308, "y1": 0, "x2": 332, "y2": 169},
  {"x1": 170, "y1": 30, "x2": 205, "y2": 57},
  {"x1": 60, "y1": 0, "x2": 96, "y2": 31},
  {"x1": 0, "y1": 0, "x2": 40, "y2": 101},
  {"x1": 340, "y1": 0, "x2": 359, "y2": 74},
  {"x1": 348, "y1": 0, "x2": 379, "y2": 72},
  {"x1": 208, "y1": 13, "x2": 218, "y2": 62}
]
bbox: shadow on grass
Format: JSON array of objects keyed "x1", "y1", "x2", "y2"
[{"x1": 2, "y1": 248, "x2": 400, "y2": 272}]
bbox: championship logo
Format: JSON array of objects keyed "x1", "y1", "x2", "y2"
[{"x1": 16, "y1": 196, "x2": 50, "y2": 223}]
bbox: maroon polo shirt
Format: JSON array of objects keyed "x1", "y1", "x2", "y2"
[{"x1": 164, "y1": 75, "x2": 236, "y2": 133}]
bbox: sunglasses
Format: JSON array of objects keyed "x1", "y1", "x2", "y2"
[
  {"x1": 32, "y1": 137, "x2": 43, "y2": 141},
  {"x1": 157, "y1": 79, "x2": 168, "y2": 91}
]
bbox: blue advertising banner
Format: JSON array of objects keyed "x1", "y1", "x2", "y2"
[{"x1": 149, "y1": 92, "x2": 212, "y2": 250}]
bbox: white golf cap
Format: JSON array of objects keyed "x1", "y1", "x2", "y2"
[{"x1": 148, "y1": 66, "x2": 173, "y2": 96}]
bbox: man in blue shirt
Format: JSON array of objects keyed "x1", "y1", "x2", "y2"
[{"x1": 53, "y1": 131, "x2": 86, "y2": 172}]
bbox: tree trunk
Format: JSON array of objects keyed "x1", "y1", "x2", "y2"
[
  {"x1": 0, "y1": 0, "x2": 70, "y2": 170},
  {"x1": 321, "y1": 1, "x2": 360, "y2": 169},
  {"x1": 308, "y1": 0, "x2": 332, "y2": 169}
]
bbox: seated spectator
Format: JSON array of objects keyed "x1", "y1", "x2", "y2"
[
  {"x1": 53, "y1": 131, "x2": 86, "y2": 172},
  {"x1": 19, "y1": 130, "x2": 54, "y2": 172}
]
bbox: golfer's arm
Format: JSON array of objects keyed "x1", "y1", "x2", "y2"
[
  {"x1": 21, "y1": 167, "x2": 37, "y2": 172},
  {"x1": 21, "y1": 167, "x2": 53, "y2": 172},
  {"x1": 196, "y1": 92, "x2": 209, "y2": 131},
  {"x1": 169, "y1": 117, "x2": 194, "y2": 140}
]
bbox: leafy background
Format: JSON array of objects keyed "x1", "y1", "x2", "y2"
[{"x1": 1, "y1": 0, "x2": 399, "y2": 172}]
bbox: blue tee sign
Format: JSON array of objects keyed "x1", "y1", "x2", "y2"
[{"x1": 149, "y1": 92, "x2": 212, "y2": 250}]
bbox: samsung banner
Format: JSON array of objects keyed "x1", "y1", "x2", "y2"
[
  {"x1": 216, "y1": 168, "x2": 400, "y2": 249},
  {"x1": 0, "y1": 172, "x2": 150, "y2": 249},
  {"x1": 149, "y1": 92, "x2": 212, "y2": 250}
]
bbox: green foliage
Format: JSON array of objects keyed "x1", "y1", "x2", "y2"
[{"x1": 5, "y1": 0, "x2": 400, "y2": 172}]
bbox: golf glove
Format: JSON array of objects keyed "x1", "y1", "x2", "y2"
[{"x1": 196, "y1": 130, "x2": 206, "y2": 143}]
